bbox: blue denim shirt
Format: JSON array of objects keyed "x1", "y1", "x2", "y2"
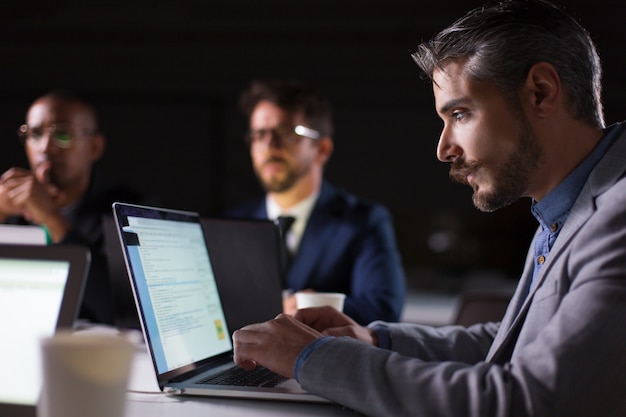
[{"x1": 529, "y1": 123, "x2": 622, "y2": 289}]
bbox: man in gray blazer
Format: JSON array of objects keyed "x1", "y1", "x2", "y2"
[{"x1": 232, "y1": 1, "x2": 626, "y2": 416}]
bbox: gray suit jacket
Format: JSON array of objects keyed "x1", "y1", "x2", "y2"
[{"x1": 298, "y1": 123, "x2": 626, "y2": 417}]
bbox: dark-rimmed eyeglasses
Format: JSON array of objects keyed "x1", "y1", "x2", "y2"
[
  {"x1": 245, "y1": 124, "x2": 321, "y2": 147},
  {"x1": 17, "y1": 123, "x2": 94, "y2": 149}
]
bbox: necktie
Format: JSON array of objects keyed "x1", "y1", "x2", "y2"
[{"x1": 275, "y1": 215, "x2": 295, "y2": 287}]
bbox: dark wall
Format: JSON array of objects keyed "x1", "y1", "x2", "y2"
[{"x1": 2, "y1": 0, "x2": 624, "y2": 283}]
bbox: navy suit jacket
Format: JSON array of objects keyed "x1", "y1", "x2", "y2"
[{"x1": 224, "y1": 182, "x2": 406, "y2": 324}]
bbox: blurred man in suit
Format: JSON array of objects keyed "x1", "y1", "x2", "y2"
[
  {"x1": 225, "y1": 79, "x2": 406, "y2": 324},
  {"x1": 0, "y1": 90, "x2": 146, "y2": 325},
  {"x1": 232, "y1": 2, "x2": 626, "y2": 416}
]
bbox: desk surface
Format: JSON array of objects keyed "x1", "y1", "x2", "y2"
[
  {"x1": 125, "y1": 393, "x2": 356, "y2": 417},
  {"x1": 125, "y1": 342, "x2": 356, "y2": 417},
  {"x1": 122, "y1": 289, "x2": 462, "y2": 416}
]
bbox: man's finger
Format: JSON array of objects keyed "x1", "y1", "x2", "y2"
[{"x1": 35, "y1": 161, "x2": 52, "y2": 185}]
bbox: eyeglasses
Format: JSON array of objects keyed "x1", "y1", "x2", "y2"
[
  {"x1": 17, "y1": 123, "x2": 94, "y2": 149},
  {"x1": 246, "y1": 124, "x2": 321, "y2": 147}
]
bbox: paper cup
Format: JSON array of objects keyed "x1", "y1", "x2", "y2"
[
  {"x1": 295, "y1": 292, "x2": 346, "y2": 311},
  {"x1": 38, "y1": 331, "x2": 134, "y2": 417}
]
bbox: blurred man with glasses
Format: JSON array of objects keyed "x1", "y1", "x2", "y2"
[
  {"x1": 0, "y1": 90, "x2": 147, "y2": 326},
  {"x1": 225, "y1": 79, "x2": 406, "y2": 324}
]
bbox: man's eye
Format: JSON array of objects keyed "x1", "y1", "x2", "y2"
[
  {"x1": 55, "y1": 131, "x2": 72, "y2": 143},
  {"x1": 30, "y1": 129, "x2": 44, "y2": 139},
  {"x1": 276, "y1": 127, "x2": 294, "y2": 137},
  {"x1": 453, "y1": 111, "x2": 465, "y2": 121},
  {"x1": 250, "y1": 129, "x2": 267, "y2": 140}
]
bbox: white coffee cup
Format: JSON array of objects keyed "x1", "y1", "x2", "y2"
[
  {"x1": 295, "y1": 292, "x2": 346, "y2": 311},
  {"x1": 38, "y1": 331, "x2": 135, "y2": 417}
]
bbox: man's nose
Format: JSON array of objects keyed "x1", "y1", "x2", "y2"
[
  {"x1": 40, "y1": 133, "x2": 58, "y2": 154},
  {"x1": 436, "y1": 126, "x2": 462, "y2": 162},
  {"x1": 266, "y1": 132, "x2": 286, "y2": 149}
]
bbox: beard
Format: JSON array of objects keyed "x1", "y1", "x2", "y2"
[
  {"x1": 255, "y1": 156, "x2": 310, "y2": 193},
  {"x1": 449, "y1": 120, "x2": 542, "y2": 212},
  {"x1": 258, "y1": 170, "x2": 297, "y2": 193}
]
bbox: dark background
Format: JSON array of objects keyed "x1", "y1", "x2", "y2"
[{"x1": 2, "y1": 0, "x2": 624, "y2": 289}]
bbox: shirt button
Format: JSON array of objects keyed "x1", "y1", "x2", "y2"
[
  {"x1": 537, "y1": 255, "x2": 546, "y2": 265},
  {"x1": 550, "y1": 223, "x2": 558, "y2": 232}
]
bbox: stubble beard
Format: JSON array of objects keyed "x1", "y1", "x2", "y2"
[
  {"x1": 256, "y1": 158, "x2": 309, "y2": 193},
  {"x1": 258, "y1": 170, "x2": 298, "y2": 193},
  {"x1": 450, "y1": 122, "x2": 542, "y2": 212}
]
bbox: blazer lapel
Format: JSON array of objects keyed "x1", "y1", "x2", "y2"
[
  {"x1": 486, "y1": 201, "x2": 595, "y2": 363},
  {"x1": 252, "y1": 203, "x2": 268, "y2": 219},
  {"x1": 286, "y1": 183, "x2": 342, "y2": 290},
  {"x1": 486, "y1": 245, "x2": 535, "y2": 362},
  {"x1": 487, "y1": 123, "x2": 626, "y2": 363},
  {"x1": 526, "y1": 124, "x2": 626, "y2": 300}
]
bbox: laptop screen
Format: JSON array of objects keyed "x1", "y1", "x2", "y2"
[
  {"x1": 0, "y1": 258, "x2": 69, "y2": 406},
  {"x1": 0, "y1": 244, "x2": 88, "y2": 417},
  {"x1": 113, "y1": 204, "x2": 232, "y2": 375}
]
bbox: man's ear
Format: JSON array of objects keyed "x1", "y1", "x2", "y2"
[
  {"x1": 317, "y1": 136, "x2": 334, "y2": 165},
  {"x1": 90, "y1": 133, "x2": 106, "y2": 162},
  {"x1": 522, "y1": 61, "x2": 561, "y2": 118}
]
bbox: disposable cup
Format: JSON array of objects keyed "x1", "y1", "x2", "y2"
[
  {"x1": 295, "y1": 292, "x2": 346, "y2": 311},
  {"x1": 38, "y1": 331, "x2": 134, "y2": 417}
]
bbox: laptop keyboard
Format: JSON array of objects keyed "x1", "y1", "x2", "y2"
[{"x1": 199, "y1": 366, "x2": 287, "y2": 388}]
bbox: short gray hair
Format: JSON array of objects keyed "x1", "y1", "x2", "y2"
[{"x1": 412, "y1": 0, "x2": 604, "y2": 128}]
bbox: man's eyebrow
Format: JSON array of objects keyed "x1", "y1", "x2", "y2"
[{"x1": 438, "y1": 98, "x2": 468, "y2": 115}]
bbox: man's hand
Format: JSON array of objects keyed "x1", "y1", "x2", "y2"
[
  {"x1": 282, "y1": 293, "x2": 298, "y2": 315},
  {"x1": 233, "y1": 313, "x2": 323, "y2": 378},
  {"x1": 282, "y1": 289, "x2": 315, "y2": 315},
  {"x1": 1, "y1": 167, "x2": 58, "y2": 220},
  {"x1": 294, "y1": 306, "x2": 378, "y2": 346},
  {"x1": 0, "y1": 181, "x2": 21, "y2": 220},
  {"x1": 0, "y1": 167, "x2": 69, "y2": 241}
]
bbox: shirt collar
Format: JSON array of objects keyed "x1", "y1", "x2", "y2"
[
  {"x1": 531, "y1": 123, "x2": 622, "y2": 228},
  {"x1": 266, "y1": 190, "x2": 319, "y2": 222}
]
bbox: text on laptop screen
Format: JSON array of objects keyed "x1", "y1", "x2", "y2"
[
  {"x1": 0, "y1": 258, "x2": 69, "y2": 406},
  {"x1": 122, "y1": 216, "x2": 231, "y2": 373}
]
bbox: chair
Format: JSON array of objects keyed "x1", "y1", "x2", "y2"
[{"x1": 453, "y1": 289, "x2": 513, "y2": 326}]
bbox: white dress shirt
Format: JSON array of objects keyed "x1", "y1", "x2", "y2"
[{"x1": 266, "y1": 191, "x2": 319, "y2": 255}]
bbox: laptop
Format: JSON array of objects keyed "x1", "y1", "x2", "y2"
[
  {"x1": 103, "y1": 214, "x2": 285, "y2": 333},
  {"x1": 102, "y1": 214, "x2": 143, "y2": 330},
  {"x1": 0, "y1": 244, "x2": 89, "y2": 417},
  {"x1": 200, "y1": 217, "x2": 283, "y2": 336},
  {"x1": 0, "y1": 224, "x2": 47, "y2": 245},
  {"x1": 111, "y1": 202, "x2": 329, "y2": 403}
]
